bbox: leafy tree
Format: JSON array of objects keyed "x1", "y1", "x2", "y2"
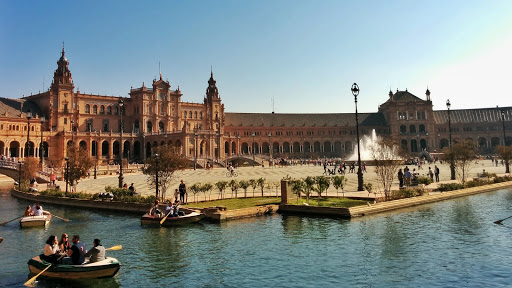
[
  {"x1": 190, "y1": 183, "x2": 202, "y2": 203},
  {"x1": 363, "y1": 183, "x2": 375, "y2": 198},
  {"x1": 229, "y1": 179, "x2": 240, "y2": 198},
  {"x1": 142, "y1": 145, "x2": 188, "y2": 200},
  {"x1": 496, "y1": 145, "x2": 512, "y2": 174},
  {"x1": 315, "y1": 176, "x2": 330, "y2": 204},
  {"x1": 65, "y1": 147, "x2": 94, "y2": 190},
  {"x1": 239, "y1": 180, "x2": 250, "y2": 198},
  {"x1": 291, "y1": 178, "x2": 305, "y2": 204},
  {"x1": 202, "y1": 183, "x2": 214, "y2": 201},
  {"x1": 248, "y1": 179, "x2": 257, "y2": 197},
  {"x1": 303, "y1": 176, "x2": 316, "y2": 204},
  {"x1": 369, "y1": 139, "x2": 405, "y2": 201},
  {"x1": 444, "y1": 140, "x2": 476, "y2": 184},
  {"x1": 257, "y1": 178, "x2": 266, "y2": 197},
  {"x1": 332, "y1": 175, "x2": 347, "y2": 197},
  {"x1": 215, "y1": 180, "x2": 229, "y2": 199}
]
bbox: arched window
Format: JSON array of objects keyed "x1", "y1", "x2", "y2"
[
  {"x1": 100, "y1": 105, "x2": 105, "y2": 114},
  {"x1": 409, "y1": 125, "x2": 416, "y2": 133},
  {"x1": 419, "y1": 124, "x2": 426, "y2": 133},
  {"x1": 93, "y1": 105, "x2": 98, "y2": 114},
  {"x1": 400, "y1": 125, "x2": 406, "y2": 133},
  {"x1": 107, "y1": 106, "x2": 112, "y2": 114},
  {"x1": 183, "y1": 111, "x2": 187, "y2": 118},
  {"x1": 189, "y1": 111, "x2": 192, "y2": 118},
  {"x1": 199, "y1": 112, "x2": 203, "y2": 119},
  {"x1": 85, "y1": 104, "x2": 90, "y2": 114},
  {"x1": 194, "y1": 111, "x2": 198, "y2": 119},
  {"x1": 147, "y1": 121, "x2": 153, "y2": 132}
]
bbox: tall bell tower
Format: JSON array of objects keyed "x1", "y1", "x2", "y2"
[{"x1": 49, "y1": 44, "x2": 75, "y2": 135}]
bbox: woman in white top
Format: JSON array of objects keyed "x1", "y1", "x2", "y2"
[{"x1": 42, "y1": 235, "x2": 61, "y2": 263}]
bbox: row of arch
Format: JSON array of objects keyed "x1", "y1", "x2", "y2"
[
  {"x1": 223, "y1": 141, "x2": 354, "y2": 156},
  {"x1": 0, "y1": 141, "x2": 49, "y2": 158},
  {"x1": 399, "y1": 124, "x2": 426, "y2": 134}
]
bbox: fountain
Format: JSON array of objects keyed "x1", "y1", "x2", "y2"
[{"x1": 347, "y1": 129, "x2": 378, "y2": 161}]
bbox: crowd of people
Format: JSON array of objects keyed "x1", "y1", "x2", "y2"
[{"x1": 41, "y1": 234, "x2": 105, "y2": 265}]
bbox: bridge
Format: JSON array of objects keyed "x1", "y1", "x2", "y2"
[{"x1": 0, "y1": 161, "x2": 49, "y2": 184}]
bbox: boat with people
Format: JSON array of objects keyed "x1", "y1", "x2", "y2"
[
  {"x1": 20, "y1": 213, "x2": 51, "y2": 228},
  {"x1": 141, "y1": 208, "x2": 204, "y2": 227},
  {"x1": 27, "y1": 255, "x2": 121, "y2": 279}
]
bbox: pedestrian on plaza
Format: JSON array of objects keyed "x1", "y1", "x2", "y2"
[
  {"x1": 434, "y1": 165, "x2": 440, "y2": 182},
  {"x1": 428, "y1": 167, "x2": 434, "y2": 182},
  {"x1": 398, "y1": 169, "x2": 404, "y2": 188},
  {"x1": 179, "y1": 179, "x2": 187, "y2": 204}
]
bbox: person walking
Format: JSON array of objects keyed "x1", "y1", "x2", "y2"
[
  {"x1": 428, "y1": 167, "x2": 434, "y2": 182},
  {"x1": 179, "y1": 179, "x2": 187, "y2": 204},
  {"x1": 434, "y1": 165, "x2": 440, "y2": 182},
  {"x1": 398, "y1": 169, "x2": 404, "y2": 188}
]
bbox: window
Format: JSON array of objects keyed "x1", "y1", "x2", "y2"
[
  {"x1": 100, "y1": 105, "x2": 105, "y2": 114},
  {"x1": 159, "y1": 92, "x2": 165, "y2": 100},
  {"x1": 194, "y1": 111, "x2": 198, "y2": 119},
  {"x1": 102, "y1": 120, "x2": 109, "y2": 132},
  {"x1": 93, "y1": 105, "x2": 98, "y2": 114},
  {"x1": 85, "y1": 104, "x2": 90, "y2": 114},
  {"x1": 400, "y1": 125, "x2": 406, "y2": 133},
  {"x1": 410, "y1": 124, "x2": 416, "y2": 133},
  {"x1": 199, "y1": 112, "x2": 202, "y2": 119},
  {"x1": 107, "y1": 106, "x2": 112, "y2": 114}
]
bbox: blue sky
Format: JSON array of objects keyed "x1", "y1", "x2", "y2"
[{"x1": 1, "y1": 0, "x2": 512, "y2": 113}]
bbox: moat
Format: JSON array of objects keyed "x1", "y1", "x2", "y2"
[{"x1": 1, "y1": 186, "x2": 512, "y2": 287}]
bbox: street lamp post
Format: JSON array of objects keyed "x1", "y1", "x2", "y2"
[
  {"x1": 501, "y1": 109, "x2": 506, "y2": 146},
  {"x1": 446, "y1": 99, "x2": 455, "y2": 180},
  {"x1": 252, "y1": 132, "x2": 255, "y2": 167},
  {"x1": 303, "y1": 138, "x2": 306, "y2": 165},
  {"x1": 351, "y1": 83, "x2": 364, "y2": 191},
  {"x1": 155, "y1": 153, "x2": 159, "y2": 199},
  {"x1": 70, "y1": 120, "x2": 74, "y2": 148},
  {"x1": 40, "y1": 116, "x2": 45, "y2": 164},
  {"x1": 194, "y1": 132, "x2": 198, "y2": 170},
  {"x1": 93, "y1": 129, "x2": 98, "y2": 179},
  {"x1": 65, "y1": 157, "x2": 69, "y2": 194},
  {"x1": 18, "y1": 160, "x2": 22, "y2": 190},
  {"x1": 216, "y1": 131, "x2": 220, "y2": 163},
  {"x1": 237, "y1": 135, "x2": 240, "y2": 156},
  {"x1": 26, "y1": 110, "x2": 32, "y2": 158},
  {"x1": 268, "y1": 132, "x2": 272, "y2": 161},
  {"x1": 118, "y1": 98, "x2": 124, "y2": 188}
]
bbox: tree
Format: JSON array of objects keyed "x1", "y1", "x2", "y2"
[
  {"x1": 65, "y1": 147, "x2": 94, "y2": 190},
  {"x1": 303, "y1": 176, "x2": 316, "y2": 204},
  {"x1": 229, "y1": 179, "x2": 240, "y2": 198},
  {"x1": 202, "y1": 183, "x2": 214, "y2": 201},
  {"x1": 496, "y1": 145, "x2": 512, "y2": 174},
  {"x1": 190, "y1": 183, "x2": 202, "y2": 203},
  {"x1": 21, "y1": 157, "x2": 39, "y2": 188},
  {"x1": 444, "y1": 140, "x2": 476, "y2": 184},
  {"x1": 369, "y1": 139, "x2": 405, "y2": 201},
  {"x1": 142, "y1": 145, "x2": 188, "y2": 200},
  {"x1": 248, "y1": 179, "x2": 257, "y2": 197},
  {"x1": 239, "y1": 180, "x2": 250, "y2": 198},
  {"x1": 291, "y1": 179, "x2": 305, "y2": 204},
  {"x1": 257, "y1": 178, "x2": 266, "y2": 197},
  {"x1": 315, "y1": 176, "x2": 330, "y2": 205},
  {"x1": 215, "y1": 180, "x2": 229, "y2": 199},
  {"x1": 332, "y1": 175, "x2": 347, "y2": 197}
]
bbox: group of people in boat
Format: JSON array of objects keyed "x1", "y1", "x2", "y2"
[
  {"x1": 149, "y1": 199, "x2": 183, "y2": 218},
  {"x1": 41, "y1": 233, "x2": 105, "y2": 265},
  {"x1": 24, "y1": 202, "x2": 49, "y2": 217}
]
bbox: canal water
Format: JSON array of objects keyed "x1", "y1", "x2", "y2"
[{"x1": 1, "y1": 185, "x2": 512, "y2": 288}]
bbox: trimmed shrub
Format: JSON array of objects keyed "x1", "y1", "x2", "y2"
[
  {"x1": 464, "y1": 179, "x2": 488, "y2": 188},
  {"x1": 416, "y1": 176, "x2": 433, "y2": 185},
  {"x1": 437, "y1": 183, "x2": 464, "y2": 192},
  {"x1": 390, "y1": 188, "x2": 425, "y2": 200}
]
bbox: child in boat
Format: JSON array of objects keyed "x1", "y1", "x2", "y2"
[{"x1": 149, "y1": 200, "x2": 162, "y2": 217}]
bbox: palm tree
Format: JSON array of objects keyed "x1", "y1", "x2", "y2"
[
  {"x1": 202, "y1": 183, "x2": 213, "y2": 201},
  {"x1": 229, "y1": 179, "x2": 240, "y2": 198},
  {"x1": 239, "y1": 180, "x2": 250, "y2": 198},
  {"x1": 248, "y1": 179, "x2": 257, "y2": 197},
  {"x1": 257, "y1": 178, "x2": 266, "y2": 197}
]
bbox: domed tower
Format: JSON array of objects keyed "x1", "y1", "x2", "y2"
[{"x1": 204, "y1": 69, "x2": 223, "y2": 130}]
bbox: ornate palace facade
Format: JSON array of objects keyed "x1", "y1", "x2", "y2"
[{"x1": 0, "y1": 48, "x2": 510, "y2": 166}]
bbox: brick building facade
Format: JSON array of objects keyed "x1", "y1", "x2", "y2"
[{"x1": 0, "y1": 49, "x2": 510, "y2": 166}]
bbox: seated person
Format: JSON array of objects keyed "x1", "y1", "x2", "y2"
[
  {"x1": 59, "y1": 233, "x2": 71, "y2": 253},
  {"x1": 41, "y1": 235, "x2": 61, "y2": 263},
  {"x1": 24, "y1": 205, "x2": 32, "y2": 217},
  {"x1": 149, "y1": 200, "x2": 162, "y2": 217},
  {"x1": 85, "y1": 238, "x2": 105, "y2": 263},
  {"x1": 62, "y1": 235, "x2": 86, "y2": 265},
  {"x1": 165, "y1": 202, "x2": 174, "y2": 217},
  {"x1": 32, "y1": 204, "x2": 43, "y2": 216},
  {"x1": 172, "y1": 199, "x2": 181, "y2": 217}
]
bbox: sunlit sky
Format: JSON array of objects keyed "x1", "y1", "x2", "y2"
[{"x1": 1, "y1": 0, "x2": 512, "y2": 113}]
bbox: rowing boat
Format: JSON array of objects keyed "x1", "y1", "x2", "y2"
[
  {"x1": 20, "y1": 214, "x2": 51, "y2": 228},
  {"x1": 27, "y1": 255, "x2": 121, "y2": 279},
  {"x1": 140, "y1": 209, "x2": 204, "y2": 227}
]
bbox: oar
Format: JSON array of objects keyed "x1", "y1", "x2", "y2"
[
  {"x1": 105, "y1": 245, "x2": 122, "y2": 251},
  {"x1": 50, "y1": 214, "x2": 70, "y2": 222},
  {"x1": 1, "y1": 216, "x2": 23, "y2": 226},
  {"x1": 494, "y1": 215, "x2": 512, "y2": 224},
  {"x1": 160, "y1": 211, "x2": 172, "y2": 225},
  {"x1": 24, "y1": 254, "x2": 66, "y2": 287}
]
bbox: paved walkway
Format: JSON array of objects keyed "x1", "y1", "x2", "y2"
[{"x1": 51, "y1": 160, "x2": 509, "y2": 202}]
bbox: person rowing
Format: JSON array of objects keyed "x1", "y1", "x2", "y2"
[{"x1": 85, "y1": 238, "x2": 105, "y2": 263}]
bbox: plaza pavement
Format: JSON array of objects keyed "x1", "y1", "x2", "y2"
[{"x1": 62, "y1": 159, "x2": 510, "y2": 203}]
